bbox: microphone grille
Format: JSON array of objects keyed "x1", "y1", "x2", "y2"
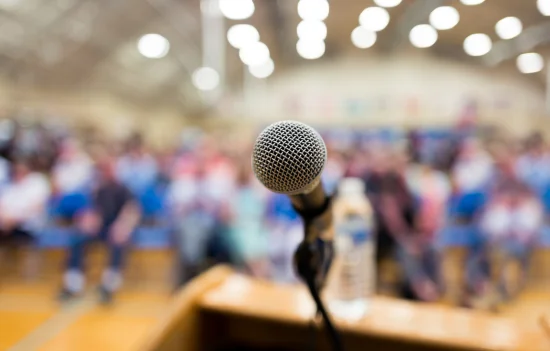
[{"x1": 252, "y1": 121, "x2": 327, "y2": 195}]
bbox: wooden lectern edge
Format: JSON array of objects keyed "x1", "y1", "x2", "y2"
[
  {"x1": 141, "y1": 266, "x2": 549, "y2": 351},
  {"x1": 198, "y1": 298, "x2": 483, "y2": 351},
  {"x1": 139, "y1": 265, "x2": 234, "y2": 351}
]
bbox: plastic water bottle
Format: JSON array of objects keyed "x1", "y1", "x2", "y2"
[{"x1": 326, "y1": 178, "x2": 375, "y2": 321}]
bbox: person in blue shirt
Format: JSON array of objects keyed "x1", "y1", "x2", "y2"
[
  {"x1": 438, "y1": 181, "x2": 488, "y2": 306},
  {"x1": 265, "y1": 193, "x2": 302, "y2": 282},
  {"x1": 438, "y1": 138, "x2": 492, "y2": 306},
  {"x1": 116, "y1": 134, "x2": 158, "y2": 199},
  {"x1": 226, "y1": 162, "x2": 269, "y2": 278}
]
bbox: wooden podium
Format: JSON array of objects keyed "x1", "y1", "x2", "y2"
[{"x1": 141, "y1": 266, "x2": 547, "y2": 351}]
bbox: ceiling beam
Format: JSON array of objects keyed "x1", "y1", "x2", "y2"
[
  {"x1": 264, "y1": 0, "x2": 292, "y2": 63},
  {"x1": 145, "y1": 0, "x2": 201, "y2": 77},
  {"x1": 482, "y1": 21, "x2": 550, "y2": 66}
]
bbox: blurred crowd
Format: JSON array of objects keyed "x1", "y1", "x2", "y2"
[{"x1": 0, "y1": 119, "x2": 549, "y2": 310}]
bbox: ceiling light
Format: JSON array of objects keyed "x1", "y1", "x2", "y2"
[
  {"x1": 517, "y1": 53, "x2": 544, "y2": 74},
  {"x1": 429, "y1": 6, "x2": 459, "y2": 30},
  {"x1": 249, "y1": 58, "x2": 275, "y2": 78},
  {"x1": 137, "y1": 34, "x2": 170, "y2": 59},
  {"x1": 409, "y1": 24, "x2": 438, "y2": 48},
  {"x1": 297, "y1": 0, "x2": 329, "y2": 21},
  {"x1": 460, "y1": 0, "x2": 484, "y2": 5},
  {"x1": 495, "y1": 17, "x2": 522, "y2": 40},
  {"x1": 351, "y1": 26, "x2": 377, "y2": 49},
  {"x1": 239, "y1": 41, "x2": 270, "y2": 66},
  {"x1": 227, "y1": 24, "x2": 260, "y2": 49},
  {"x1": 219, "y1": 0, "x2": 254, "y2": 20},
  {"x1": 373, "y1": 0, "x2": 401, "y2": 8},
  {"x1": 192, "y1": 67, "x2": 220, "y2": 91},
  {"x1": 296, "y1": 39, "x2": 325, "y2": 60},
  {"x1": 359, "y1": 7, "x2": 390, "y2": 32},
  {"x1": 297, "y1": 20, "x2": 327, "y2": 41},
  {"x1": 538, "y1": 0, "x2": 550, "y2": 16},
  {"x1": 463, "y1": 33, "x2": 492, "y2": 56}
]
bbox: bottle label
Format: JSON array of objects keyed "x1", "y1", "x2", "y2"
[
  {"x1": 337, "y1": 214, "x2": 371, "y2": 245},
  {"x1": 330, "y1": 213, "x2": 376, "y2": 303}
]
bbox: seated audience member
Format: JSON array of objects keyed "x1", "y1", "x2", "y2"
[
  {"x1": 438, "y1": 138, "x2": 492, "y2": 306},
  {"x1": 364, "y1": 148, "x2": 417, "y2": 297},
  {"x1": 52, "y1": 138, "x2": 93, "y2": 194},
  {"x1": 116, "y1": 133, "x2": 158, "y2": 198},
  {"x1": 50, "y1": 139, "x2": 94, "y2": 224},
  {"x1": 403, "y1": 160, "x2": 450, "y2": 301},
  {"x1": 266, "y1": 193, "x2": 302, "y2": 283},
  {"x1": 481, "y1": 180, "x2": 542, "y2": 310},
  {"x1": 0, "y1": 159, "x2": 51, "y2": 246},
  {"x1": 59, "y1": 156, "x2": 140, "y2": 304},
  {"x1": 227, "y1": 161, "x2": 269, "y2": 278},
  {"x1": 168, "y1": 137, "x2": 234, "y2": 286},
  {"x1": 516, "y1": 133, "x2": 550, "y2": 196},
  {"x1": 322, "y1": 147, "x2": 346, "y2": 195}
]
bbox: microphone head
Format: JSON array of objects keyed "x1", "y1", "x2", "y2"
[{"x1": 252, "y1": 121, "x2": 327, "y2": 195}]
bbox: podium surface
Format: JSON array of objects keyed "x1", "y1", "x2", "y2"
[{"x1": 143, "y1": 266, "x2": 548, "y2": 351}]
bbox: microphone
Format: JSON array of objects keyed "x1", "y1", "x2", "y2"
[
  {"x1": 251, "y1": 121, "x2": 343, "y2": 351},
  {"x1": 251, "y1": 120, "x2": 333, "y2": 243}
]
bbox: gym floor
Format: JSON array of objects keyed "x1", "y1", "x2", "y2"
[{"x1": 0, "y1": 248, "x2": 548, "y2": 351}]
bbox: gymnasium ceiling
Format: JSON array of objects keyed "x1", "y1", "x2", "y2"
[{"x1": 0, "y1": 0, "x2": 548, "y2": 115}]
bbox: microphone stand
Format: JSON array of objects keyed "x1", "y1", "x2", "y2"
[{"x1": 293, "y1": 198, "x2": 344, "y2": 351}]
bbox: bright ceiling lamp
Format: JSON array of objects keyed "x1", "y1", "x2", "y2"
[
  {"x1": 359, "y1": 7, "x2": 390, "y2": 32},
  {"x1": 463, "y1": 33, "x2": 492, "y2": 56},
  {"x1": 297, "y1": 20, "x2": 327, "y2": 41},
  {"x1": 296, "y1": 39, "x2": 325, "y2": 60},
  {"x1": 517, "y1": 53, "x2": 544, "y2": 74},
  {"x1": 373, "y1": 0, "x2": 402, "y2": 8},
  {"x1": 409, "y1": 24, "x2": 438, "y2": 48},
  {"x1": 460, "y1": 0, "x2": 484, "y2": 5},
  {"x1": 538, "y1": 0, "x2": 550, "y2": 16},
  {"x1": 495, "y1": 17, "x2": 522, "y2": 40},
  {"x1": 192, "y1": 67, "x2": 220, "y2": 91},
  {"x1": 297, "y1": 0, "x2": 329, "y2": 21},
  {"x1": 249, "y1": 58, "x2": 275, "y2": 78},
  {"x1": 219, "y1": 0, "x2": 254, "y2": 20},
  {"x1": 227, "y1": 24, "x2": 259, "y2": 49},
  {"x1": 429, "y1": 6, "x2": 459, "y2": 30},
  {"x1": 351, "y1": 26, "x2": 377, "y2": 49},
  {"x1": 137, "y1": 34, "x2": 170, "y2": 59},
  {"x1": 239, "y1": 41, "x2": 270, "y2": 66}
]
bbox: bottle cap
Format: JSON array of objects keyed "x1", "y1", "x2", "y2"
[{"x1": 338, "y1": 177, "x2": 365, "y2": 195}]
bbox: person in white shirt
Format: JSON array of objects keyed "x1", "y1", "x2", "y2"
[
  {"x1": 52, "y1": 138, "x2": 93, "y2": 196},
  {"x1": 452, "y1": 138, "x2": 494, "y2": 193},
  {"x1": 0, "y1": 159, "x2": 51, "y2": 244}
]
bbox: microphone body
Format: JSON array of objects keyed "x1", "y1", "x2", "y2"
[{"x1": 252, "y1": 121, "x2": 343, "y2": 351}]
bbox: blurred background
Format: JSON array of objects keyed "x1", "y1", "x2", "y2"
[{"x1": 1, "y1": 0, "x2": 550, "y2": 350}]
